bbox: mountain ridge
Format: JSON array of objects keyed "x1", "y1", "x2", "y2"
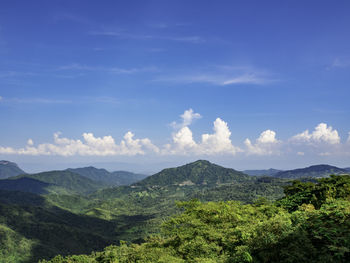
[{"x1": 134, "y1": 160, "x2": 252, "y2": 187}]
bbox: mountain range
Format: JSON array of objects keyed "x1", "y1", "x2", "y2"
[{"x1": 0, "y1": 160, "x2": 349, "y2": 262}]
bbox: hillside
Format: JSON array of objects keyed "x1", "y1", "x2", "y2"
[
  {"x1": 42, "y1": 175, "x2": 350, "y2": 263},
  {"x1": 243, "y1": 168, "x2": 282, "y2": 176},
  {"x1": 0, "y1": 177, "x2": 51, "y2": 194},
  {"x1": 134, "y1": 160, "x2": 252, "y2": 187},
  {"x1": 0, "y1": 160, "x2": 26, "y2": 179},
  {"x1": 13, "y1": 171, "x2": 105, "y2": 195},
  {"x1": 67, "y1": 167, "x2": 147, "y2": 186},
  {"x1": 274, "y1": 164, "x2": 349, "y2": 179}
]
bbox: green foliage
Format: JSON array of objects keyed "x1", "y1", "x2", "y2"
[
  {"x1": 277, "y1": 174, "x2": 350, "y2": 211},
  {"x1": 41, "y1": 175, "x2": 350, "y2": 263},
  {"x1": 134, "y1": 160, "x2": 252, "y2": 187},
  {"x1": 13, "y1": 171, "x2": 105, "y2": 195}
]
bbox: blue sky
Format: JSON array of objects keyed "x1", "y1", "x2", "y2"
[{"x1": 1, "y1": 0, "x2": 350, "y2": 173}]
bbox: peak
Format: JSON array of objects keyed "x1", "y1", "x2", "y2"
[
  {"x1": 189, "y1": 160, "x2": 212, "y2": 165},
  {"x1": 0, "y1": 160, "x2": 17, "y2": 166}
]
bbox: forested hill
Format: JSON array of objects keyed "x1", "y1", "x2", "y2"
[
  {"x1": 274, "y1": 164, "x2": 349, "y2": 179},
  {"x1": 0, "y1": 160, "x2": 26, "y2": 179},
  {"x1": 67, "y1": 167, "x2": 148, "y2": 186},
  {"x1": 134, "y1": 160, "x2": 252, "y2": 187},
  {"x1": 13, "y1": 170, "x2": 104, "y2": 195},
  {"x1": 243, "y1": 168, "x2": 282, "y2": 176}
]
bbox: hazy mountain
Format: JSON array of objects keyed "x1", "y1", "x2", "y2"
[
  {"x1": 67, "y1": 167, "x2": 148, "y2": 186},
  {"x1": 134, "y1": 160, "x2": 252, "y2": 187},
  {"x1": 274, "y1": 164, "x2": 349, "y2": 179},
  {"x1": 0, "y1": 177, "x2": 51, "y2": 194},
  {"x1": 13, "y1": 170, "x2": 105, "y2": 195},
  {"x1": 243, "y1": 168, "x2": 282, "y2": 177},
  {"x1": 0, "y1": 160, "x2": 26, "y2": 179}
]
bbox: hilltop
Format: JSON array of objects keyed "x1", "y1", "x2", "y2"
[
  {"x1": 0, "y1": 160, "x2": 26, "y2": 179},
  {"x1": 134, "y1": 160, "x2": 252, "y2": 187},
  {"x1": 67, "y1": 167, "x2": 147, "y2": 186},
  {"x1": 274, "y1": 164, "x2": 349, "y2": 179}
]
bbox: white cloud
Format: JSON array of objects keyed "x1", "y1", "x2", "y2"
[
  {"x1": 171, "y1": 108, "x2": 201, "y2": 128},
  {"x1": 199, "y1": 118, "x2": 239, "y2": 155},
  {"x1": 165, "y1": 117, "x2": 240, "y2": 155},
  {"x1": 244, "y1": 130, "x2": 281, "y2": 155},
  {"x1": 291, "y1": 123, "x2": 340, "y2": 145},
  {"x1": 0, "y1": 132, "x2": 158, "y2": 156},
  {"x1": 347, "y1": 132, "x2": 350, "y2": 144},
  {"x1": 27, "y1": 139, "x2": 34, "y2": 146}
]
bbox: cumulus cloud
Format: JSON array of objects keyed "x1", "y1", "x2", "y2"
[
  {"x1": 244, "y1": 130, "x2": 281, "y2": 155},
  {"x1": 165, "y1": 115, "x2": 240, "y2": 155},
  {"x1": 290, "y1": 123, "x2": 340, "y2": 145},
  {"x1": 0, "y1": 132, "x2": 159, "y2": 156},
  {"x1": 171, "y1": 108, "x2": 201, "y2": 128}
]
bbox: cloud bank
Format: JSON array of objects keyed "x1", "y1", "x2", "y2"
[{"x1": 0, "y1": 109, "x2": 349, "y2": 157}]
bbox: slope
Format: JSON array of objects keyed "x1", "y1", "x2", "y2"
[
  {"x1": 274, "y1": 164, "x2": 349, "y2": 179},
  {"x1": 134, "y1": 160, "x2": 252, "y2": 187},
  {"x1": 0, "y1": 160, "x2": 26, "y2": 179}
]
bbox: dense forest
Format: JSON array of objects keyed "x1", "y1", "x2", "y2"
[
  {"x1": 40, "y1": 174, "x2": 350, "y2": 263},
  {"x1": 0, "y1": 160, "x2": 349, "y2": 262}
]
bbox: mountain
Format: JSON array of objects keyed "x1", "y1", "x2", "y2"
[
  {"x1": 274, "y1": 164, "x2": 349, "y2": 179},
  {"x1": 134, "y1": 160, "x2": 252, "y2": 187},
  {"x1": 0, "y1": 160, "x2": 26, "y2": 179},
  {"x1": 0, "y1": 177, "x2": 51, "y2": 194},
  {"x1": 67, "y1": 167, "x2": 148, "y2": 186},
  {"x1": 13, "y1": 170, "x2": 105, "y2": 195},
  {"x1": 243, "y1": 168, "x2": 282, "y2": 177}
]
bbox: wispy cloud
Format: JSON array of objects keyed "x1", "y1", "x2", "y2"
[
  {"x1": 89, "y1": 29, "x2": 205, "y2": 44},
  {"x1": 327, "y1": 57, "x2": 350, "y2": 70},
  {"x1": 0, "y1": 97, "x2": 72, "y2": 104},
  {"x1": 57, "y1": 63, "x2": 158, "y2": 74},
  {"x1": 154, "y1": 65, "x2": 275, "y2": 86}
]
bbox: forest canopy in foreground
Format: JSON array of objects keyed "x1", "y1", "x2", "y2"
[{"x1": 40, "y1": 174, "x2": 350, "y2": 263}]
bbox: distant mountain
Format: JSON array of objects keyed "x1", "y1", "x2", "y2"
[
  {"x1": 13, "y1": 170, "x2": 104, "y2": 195},
  {"x1": 0, "y1": 177, "x2": 51, "y2": 194},
  {"x1": 243, "y1": 168, "x2": 282, "y2": 177},
  {"x1": 0, "y1": 160, "x2": 26, "y2": 179},
  {"x1": 134, "y1": 160, "x2": 252, "y2": 187},
  {"x1": 67, "y1": 167, "x2": 148, "y2": 186},
  {"x1": 274, "y1": 164, "x2": 349, "y2": 179}
]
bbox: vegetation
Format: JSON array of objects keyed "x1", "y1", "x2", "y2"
[
  {"x1": 41, "y1": 174, "x2": 350, "y2": 263},
  {"x1": 0, "y1": 160, "x2": 349, "y2": 262},
  {"x1": 67, "y1": 167, "x2": 147, "y2": 186}
]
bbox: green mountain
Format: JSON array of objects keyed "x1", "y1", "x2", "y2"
[
  {"x1": 0, "y1": 190, "x2": 116, "y2": 263},
  {"x1": 0, "y1": 177, "x2": 51, "y2": 194},
  {"x1": 243, "y1": 168, "x2": 282, "y2": 176},
  {"x1": 67, "y1": 167, "x2": 147, "y2": 186},
  {"x1": 134, "y1": 160, "x2": 252, "y2": 187},
  {"x1": 13, "y1": 170, "x2": 105, "y2": 195},
  {"x1": 0, "y1": 160, "x2": 26, "y2": 179},
  {"x1": 274, "y1": 164, "x2": 348, "y2": 179}
]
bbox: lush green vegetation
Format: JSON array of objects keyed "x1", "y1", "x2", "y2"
[
  {"x1": 135, "y1": 160, "x2": 252, "y2": 187},
  {"x1": 41, "y1": 174, "x2": 350, "y2": 263},
  {"x1": 0, "y1": 160, "x2": 349, "y2": 262},
  {"x1": 12, "y1": 171, "x2": 105, "y2": 195}
]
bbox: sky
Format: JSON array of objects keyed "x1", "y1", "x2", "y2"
[{"x1": 0, "y1": 0, "x2": 350, "y2": 173}]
